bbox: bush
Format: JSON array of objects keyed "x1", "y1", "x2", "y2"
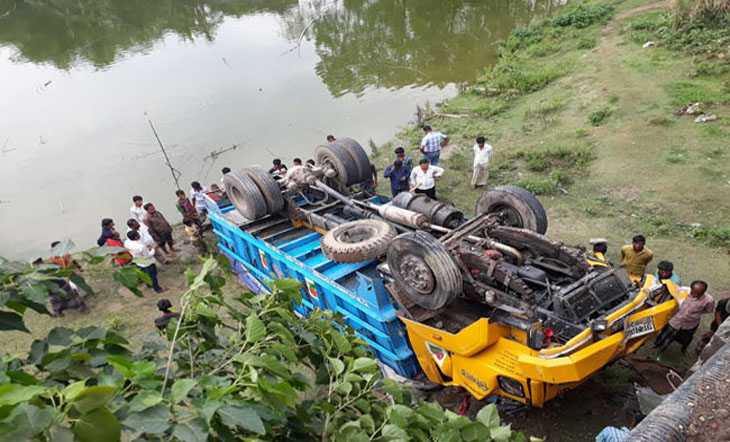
[
  {"x1": 674, "y1": 0, "x2": 730, "y2": 25},
  {"x1": 551, "y1": 2, "x2": 615, "y2": 28},
  {"x1": 512, "y1": 144, "x2": 593, "y2": 172},
  {"x1": 691, "y1": 225, "x2": 730, "y2": 247},
  {"x1": 515, "y1": 170, "x2": 567, "y2": 195},
  {"x1": 588, "y1": 108, "x2": 611, "y2": 126},
  {"x1": 485, "y1": 59, "x2": 565, "y2": 93}
]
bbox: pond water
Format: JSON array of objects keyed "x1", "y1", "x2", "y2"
[{"x1": 0, "y1": 0, "x2": 567, "y2": 259}]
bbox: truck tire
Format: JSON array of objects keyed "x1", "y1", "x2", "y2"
[
  {"x1": 223, "y1": 170, "x2": 267, "y2": 221},
  {"x1": 336, "y1": 138, "x2": 371, "y2": 184},
  {"x1": 387, "y1": 231, "x2": 462, "y2": 310},
  {"x1": 243, "y1": 166, "x2": 284, "y2": 214},
  {"x1": 475, "y1": 185, "x2": 548, "y2": 234},
  {"x1": 321, "y1": 219, "x2": 396, "y2": 263},
  {"x1": 315, "y1": 143, "x2": 359, "y2": 187}
]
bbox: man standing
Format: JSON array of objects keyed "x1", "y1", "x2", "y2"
[
  {"x1": 654, "y1": 280, "x2": 713, "y2": 354},
  {"x1": 175, "y1": 189, "x2": 202, "y2": 231},
  {"x1": 655, "y1": 261, "x2": 681, "y2": 286},
  {"x1": 130, "y1": 195, "x2": 145, "y2": 224},
  {"x1": 472, "y1": 136, "x2": 493, "y2": 189},
  {"x1": 394, "y1": 147, "x2": 413, "y2": 168},
  {"x1": 419, "y1": 125, "x2": 449, "y2": 166},
  {"x1": 190, "y1": 181, "x2": 209, "y2": 216},
  {"x1": 621, "y1": 235, "x2": 653, "y2": 281},
  {"x1": 410, "y1": 158, "x2": 444, "y2": 200},
  {"x1": 143, "y1": 203, "x2": 178, "y2": 257},
  {"x1": 384, "y1": 159, "x2": 411, "y2": 197},
  {"x1": 125, "y1": 231, "x2": 165, "y2": 293}
]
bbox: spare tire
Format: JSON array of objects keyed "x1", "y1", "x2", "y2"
[
  {"x1": 315, "y1": 143, "x2": 359, "y2": 187},
  {"x1": 475, "y1": 185, "x2": 548, "y2": 234},
  {"x1": 387, "y1": 231, "x2": 462, "y2": 310},
  {"x1": 223, "y1": 170, "x2": 267, "y2": 220},
  {"x1": 336, "y1": 138, "x2": 371, "y2": 184},
  {"x1": 243, "y1": 166, "x2": 284, "y2": 214},
  {"x1": 321, "y1": 219, "x2": 397, "y2": 263}
]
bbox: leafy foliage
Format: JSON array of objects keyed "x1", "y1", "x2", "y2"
[
  {"x1": 550, "y1": 2, "x2": 614, "y2": 29},
  {"x1": 0, "y1": 257, "x2": 531, "y2": 440}
]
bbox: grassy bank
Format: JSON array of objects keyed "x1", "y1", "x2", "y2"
[{"x1": 372, "y1": 0, "x2": 730, "y2": 296}]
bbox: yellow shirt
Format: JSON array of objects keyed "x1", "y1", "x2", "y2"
[
  {"x1": 620, "y1": 245, "x2": 653, "y2": 276},
  {"x1": 587, "y1": 252, "x2": 611, "y2": 268}
]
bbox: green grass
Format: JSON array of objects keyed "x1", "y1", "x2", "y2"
[
  {"x1": 664, "y1": 80, "x2": 730, "y2": 105},
  {"x1": 588, "y1": 107, "x2": 612, "y2": 126}
]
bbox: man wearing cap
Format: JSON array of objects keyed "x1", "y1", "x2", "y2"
[{"x1": 586, "y1": 239, "x2": 611, "y2": 270}]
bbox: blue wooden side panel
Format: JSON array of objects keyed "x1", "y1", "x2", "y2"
[{"x1": 208, "y1": 211, "x2": 419, "y2": 378}]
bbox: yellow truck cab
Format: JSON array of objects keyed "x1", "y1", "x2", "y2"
[{"x1": 400, "y1": 275, "x2": 685, "y2": 406}]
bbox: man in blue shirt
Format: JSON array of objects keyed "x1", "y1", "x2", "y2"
[
  {"x1": 384, "y1": 160, "x2": 411, "y2": 197},
  {"x1": 654, "y1": 260, "x2": 681, "y2": 286}
]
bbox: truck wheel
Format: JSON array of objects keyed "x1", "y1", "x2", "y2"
[
  {"x1": 475, "y1": 185, "x2": 548, "y2": 234},
  {"x1": 387, "y1": 231, "x2": 462, "y2": 310},
  {"x1": 336, "y1": 138, "x2": 371, "y2": 184},
  {"x1": 243, "y1": 166, "x2": 284, "y2": 214},
  {"x1": 223, "y1": 170, "x2": 267, "y2": 220},
  {"x1": 321, "y1": 219, "x2": 396, "y2": 263},
  {"x1": 315, "y1": 143, "x2": 359, "y2": 187}
]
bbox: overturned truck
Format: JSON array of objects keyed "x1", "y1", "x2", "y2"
[{"x1": 210, "y1": 138, "x2": 685, "y2": 406}]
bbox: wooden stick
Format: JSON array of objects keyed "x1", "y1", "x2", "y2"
[{"x1": 147, "y1": 116, "x2": 182, "y2": 190}]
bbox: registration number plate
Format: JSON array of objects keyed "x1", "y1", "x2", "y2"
[{"x1": 624, "y1": 317, "x2": 655, "y2": 340}]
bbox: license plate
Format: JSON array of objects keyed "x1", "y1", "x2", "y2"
[{"x1": 624, "y1": 317, "x2": 655, "y2": 340}]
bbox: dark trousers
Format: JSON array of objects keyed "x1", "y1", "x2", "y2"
[
  {"x1": 655, "y1": 324, "x2": 697, "y2": 353},
  {"x1": 157, "y1": 232, "x2": 174, "y2": 249},
  {"x1": 140, "y1": 264, "x2": 162, "y2": 292},
  {"x1": 415, "y1": 187, "x2": 437, "y2": 200}
]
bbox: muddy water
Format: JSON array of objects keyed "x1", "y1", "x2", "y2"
[{"x1": 0, "y1": 0, "x2": 567, "y2": 259}]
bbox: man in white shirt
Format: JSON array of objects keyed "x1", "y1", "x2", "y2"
[
  {"x1": 472, "y1": 136, "x2": 493, "y2": 189},
  {"x1": 409, "y1": 158, "x2": 445, "y2": 200},
  {"x1": 220, "y1": 167, "x2": 230, "y2": 192},
  {"x1": 125, "y1": 231, "x2": 165, "y2": 293},
  {"x1": 130, "y1": 195, "x2": 145, "y2": 223},
  {"x1": 419, "y1": 125, "x2": 449, "y2": 166}
]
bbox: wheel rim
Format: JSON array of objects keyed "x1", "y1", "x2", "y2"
[
  {"x1": 335, "y1": 225, "x2": 377, "y2": 244},
  {"x1": 490, "y1": 203, "x2": 524, "y2": 228},
  {"x1": 398, "y1": 254, "x2": 435, "y2": 295},
  {"x1": 228, "y1": 186, "x2": 248, "y2": 212}
]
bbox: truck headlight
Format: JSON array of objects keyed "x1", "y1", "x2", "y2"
[{"x1": 497, "y1": 376, "x2": 525, "y2": 398}]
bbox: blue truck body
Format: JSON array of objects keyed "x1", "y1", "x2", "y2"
[{"x1": 205, "y1": 196, "x2": 419, "y2": 377}]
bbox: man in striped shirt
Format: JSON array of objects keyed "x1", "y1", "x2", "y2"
[{"x1": 419, "y1": 125, "x2": 449, "y2": 165}]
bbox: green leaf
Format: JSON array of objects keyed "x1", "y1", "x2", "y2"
[
  {"x1": 417, "y1": 401, "x2": 445, "y2": 423},
  {"x1": 216, "y1": 404, "x2": 265, "y2": 435},
  {"x1": 196, "y1": 400, "x2": 222, "y2": 425},
  {"x1": 0, "y1": 403, "x2": 54, "y2": 440},
  {"x1": 245, "y1": 315, "x2": 266, "y2": 343},
  {"x1": 382, "y1": 424, "x2": 408, "y2": 441},
  {"x1": 172, "y1": 418, "x2": 208, "y2": 442},
  {"x1": 336, "y1": 381, "x2": 353, "y2": 395},
  {"x1": 73, "y1": 386, "x2": 116, "y2": 414},
  {"x1": 476, "y1": 404, "x2": 500, "y2": 429},
  {"x1": 328, "y1": 357, "x2": 345, "y2": 375},
  {"x1": 21, "y1": 283, "x2": 48, "y2": 306},
  {"x1": 128, "y1": 391, "x2": 162, "y2": 412},
  {"x1": 490, "y1": 424, "x2": 512, "y2": 441},
  {"x1": 388, "y1": 404, "x2": 413, "y2": 428},
  {"x1": 352, "y1": 357, "x2": 378, "y2": 373},
  {"x1": 0, "y1": 311, "x2": 29, "y2": 333},
  {"x1": 379, "y1": 378, "x2": 403, "y2": 403},
  {"x1": 330, "y1": 330, "x2": 353, "y2": 354},
  {"x1": 272, "y1": 343, "x2": 297, "y2": 363},
  {"x1": 0, "y1": 384, "x2": 47, "y2": 406},
  {"x1": 49, "y1": 425, "x2": 75, "y2": 442},
  {"x1": 461, "y1": 422, "x2": 488, "y2": 441},
  {"x1": 122, "y1": 405, "x2": 170, "y2": 435},
  {"x1": 107, "y1": 355, "x2": 133, "y2": 378},
  {"x1": 359, "y1": 414, "x2": 375, "y2": 432},
  {"x1": 69, "y1": 273, "x2": 95, "y2": 297},
  {"x1": 73, "y1": 408, "x2": 120, "y2": 442},
  {"x1": 268, "y1": 322, "x2": 295, "y2": 344},
  {"x1": 6, "y1": 371, "x2": 38, "y2": 385},
  {"x1": 62, "y1": 381, "x2": 87, "y2": 401},
  {"x1": 131, "y1": 360, "x2": 157, "y2": 377},
  {"x1": 171, "y1": 379, "x2": 197, "y2": 404}
]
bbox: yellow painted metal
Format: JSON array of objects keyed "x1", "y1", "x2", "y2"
[{"x1": 401, "y1": 275, "x2": 683, "y2": 406}]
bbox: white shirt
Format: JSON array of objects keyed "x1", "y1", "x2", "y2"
[
  {"x1": 130, "y1": 204, "x2": 146, "y2": 223},
  {"x1": 127, "y1": 225, "x2": 155, "y2": 247},
  {"x1": 409, "y1": 165, "x2": 444, "y2": 190},
  {"x1": 473, "y1": 143, "x2": 493, "y2": 167},
  {"x1": 123, "y1": 238, "x2": 154, "y2": 267},
  {"x1": 191, "y1": 186, "x2": 209, "y2": 211}
]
